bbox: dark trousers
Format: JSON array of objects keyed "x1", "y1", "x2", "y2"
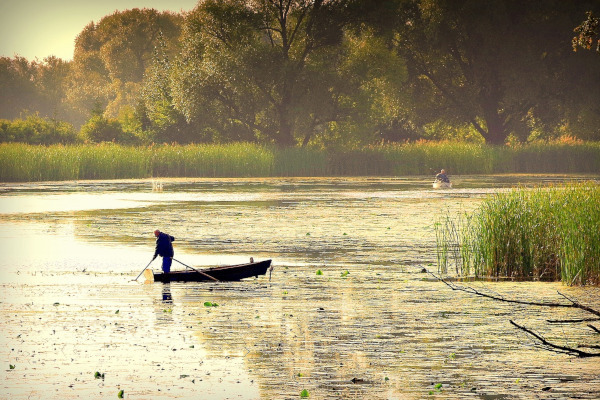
[{"x1": 162, "y1": 257, "x2": 172, "y2": 273}]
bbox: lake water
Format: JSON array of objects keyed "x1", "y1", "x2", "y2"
[{"x1": 1, "y1": 175, "x2": 599, "y2": 399}]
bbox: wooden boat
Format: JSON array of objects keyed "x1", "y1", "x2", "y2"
[
  {"x1": 145, "y1": 259, "x2": 272, "y2": 283},
  {"x1": 433, "y1": 181, "x2": 452, "y2": 189}
]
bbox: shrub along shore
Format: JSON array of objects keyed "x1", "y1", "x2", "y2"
[
  {"x1": 436, "y1": 182, "x2": 600, "y2": 285},
  {"x1": 1, "y1": 141, "x2": 599, "y2": 182}
]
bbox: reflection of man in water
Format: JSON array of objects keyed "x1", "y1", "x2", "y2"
[
  {"x1": 435, "y1": 169, "x2": 450, "y2": 183},
  {"x1": 162, "y1": 285, "x2": 173, "y2": 303},
  {"x1": 153, "y1": 230, "x2": 175, "y2": 273}
]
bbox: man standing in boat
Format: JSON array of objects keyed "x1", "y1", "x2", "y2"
[
  {"x1": 435, "y1": 169, "x2": 450, "y2": 183},
  {"x1": 153, "y1": 230, "x2": 175, "y2": 273}
]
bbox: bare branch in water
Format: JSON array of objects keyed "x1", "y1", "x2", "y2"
[
  {"x1": 547, "y1": 317, "x2": 600, "y2": 324},
  {"x1": 425, "y1": 269, "x2": 600, "y2": 317},
  {"x1": 422, "y1": 267, "x2": 600, "y2": 358},
  {"x1": 557, "y1": 291, "x2": 600, "y2": 317},
  {"x1": 579, "y1": 345, "x2": 600, "y2": 349},
  {"x1": 510, "y1": 320, "x2": 600, "y2": 358}
]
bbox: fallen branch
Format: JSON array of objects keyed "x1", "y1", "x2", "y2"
[
  {"x1": 424, "y1": 267, "x2": 600, "y2": 358},
  {"x1": 547, "y1": 317, "x2": 600, "y2": 324},
  {"x1": 510, "y1": 320, "x2": 600, "y2": 358},
  {"x1": 580, "y1": 345, "x2": 600, "y2": 350},
  {"x1": 427, "y1": 270, "x2": 600, "y2": 317},
  {"x1": 557, "y1": 292, "x2": 600, "y2": 318}
]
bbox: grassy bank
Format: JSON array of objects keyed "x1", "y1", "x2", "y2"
[
  {"x1": 436, "y1": 182, "x2": 600, "y2": 285},
  {"x1": 1, "y1": 141, "x2": 599, "y2": 182}
]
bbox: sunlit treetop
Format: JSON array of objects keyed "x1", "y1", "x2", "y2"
[{"x1": 572, "y1": 11, "x2": 600, "y2": 54}]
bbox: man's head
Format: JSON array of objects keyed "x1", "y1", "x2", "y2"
[
  {"x1": 154, "y1": 229, "x2": 160, "y2": 237},
  {"x1": 441, "y1": 169, "x2": 446, "y2": 174}
]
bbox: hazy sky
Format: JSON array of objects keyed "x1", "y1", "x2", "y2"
[{"x1": 0, "y1": 0, "x2": 199, "y2": 61}]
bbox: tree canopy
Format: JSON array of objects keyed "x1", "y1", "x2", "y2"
[{"x1": 1, "y1": 1, "x2": 599, "y2": 146}]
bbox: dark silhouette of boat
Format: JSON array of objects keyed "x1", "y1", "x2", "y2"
[{"x1": 146, "y1": 259, "x2": 272, "y2": 283}]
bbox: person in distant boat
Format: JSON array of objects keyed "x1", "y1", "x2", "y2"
[
  {"x1": 153, "y1": 230, "x2": 175, "y2": 273},
  {"x1": 435, "y1": 169, "x2": 450, "y2": 183}
]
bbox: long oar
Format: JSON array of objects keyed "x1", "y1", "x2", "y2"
[
  {"x1": 133, "y1": 258, "x2": 155, "y2": 281},
  {"x1": 173, "y1": 258, "x2": 219, "y2": 282}
]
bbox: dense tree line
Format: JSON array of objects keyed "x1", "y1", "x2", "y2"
[{"x1": 1, "y1": 1, "x2": 599, "y2": 147}]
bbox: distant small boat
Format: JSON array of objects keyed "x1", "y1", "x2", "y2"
[
  {"x1": 433, "y1": 181, "x2": 452, "y2": 189},
  {"x1": 146, "y1": 259, "x2": 272, "y2": 283}
]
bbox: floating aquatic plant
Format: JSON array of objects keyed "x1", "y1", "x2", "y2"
[
  {"x1": 204, "y1": 302, "x2": 218, "y2": 307},
  {"x1": 300, "y1": 389, "x2": 310, "y2": 398},
  {"x1": 316, "y1": 270, "x2": 323, "y2": 276},
  {"x1": 428, "y1": 383, "x2": 443, "y2": 395}
]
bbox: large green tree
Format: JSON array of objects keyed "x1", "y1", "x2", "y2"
[
  {"x1": 172, "y1": 0, "x2": 364, "y2": 146},
  {"x1": 141, "y1": 33, "x2": 199, "y2": 143},
  {"x1": 0, "y1": 56, "x2": 40, "y2": 119},
  {"x1": 386, "y1": 0, "x2": 600, "y2": 144},
  {"x1": 0, "y1": 56, "x2": 72, "y2": 122},
  {"x1": 67, "y1": 8, "x2": 183, "y2": 124}
]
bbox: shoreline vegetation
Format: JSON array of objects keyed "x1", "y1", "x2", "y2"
[
  {"x1": 1, "y1": 141, "x2": 599, "y2": 182},
  {"x1": 436, "y1": 182, "x2": 600, "y2": 285}
]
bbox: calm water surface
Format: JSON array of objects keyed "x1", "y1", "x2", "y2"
[{"x1": 1, "y1": 176, "x2": 599, "y2": 399}]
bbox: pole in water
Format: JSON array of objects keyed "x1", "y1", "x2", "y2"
[{"x1": 134, "y1": 259, "x2": 154, "y2": 281}]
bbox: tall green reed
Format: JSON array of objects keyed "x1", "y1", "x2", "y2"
[
  {"x1": 1, "y1": 141, "x2": 599, "y2": 182},
  {"x1": 149, "y1": 143, "x2": 274, "y2": 177},
  {"x1": 272, "y1": 147, "x2": 328, "y2": 176},
  {"x1": 435, "y1": 182, "x2": 600, "y2": 285}
]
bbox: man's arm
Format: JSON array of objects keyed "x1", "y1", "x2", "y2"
[{"x1": 153, "y1": 240, "x2": 159, "y2": 259}]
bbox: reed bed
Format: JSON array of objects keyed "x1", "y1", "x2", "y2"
[
  {"x1": 149, "y1": 143, "x2": 274, "y2": 177},
  {"x1": 493, "y1": 142, "x2": 600, "y2": 173},
  {"x1": 436, "y1": 182, "x2": 600, "y2": 285},
  {"x1": 382, "y1": 142, "x2": 496, "y2": 175},
  {"x1": 272, "y1": 147, "x2": 328, "y2": 176},
  {"x1": 0, "y1": 141, "x2": 599, "y2": 182}
]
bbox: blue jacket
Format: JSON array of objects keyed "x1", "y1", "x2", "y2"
[
  {"x1": 435, "y1": 173, "x2": 450, "y2": 183},
  {"x1": 154, "y1": 232, "x2": 175, "y2": 258}
]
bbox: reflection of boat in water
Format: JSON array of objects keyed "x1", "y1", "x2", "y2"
[
  {"x1": 146, "y1": 259, "x2": 272, "y2": 283},
  {"x1": 433, "y1": 181, "x2": 452, "y2": 189}
]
